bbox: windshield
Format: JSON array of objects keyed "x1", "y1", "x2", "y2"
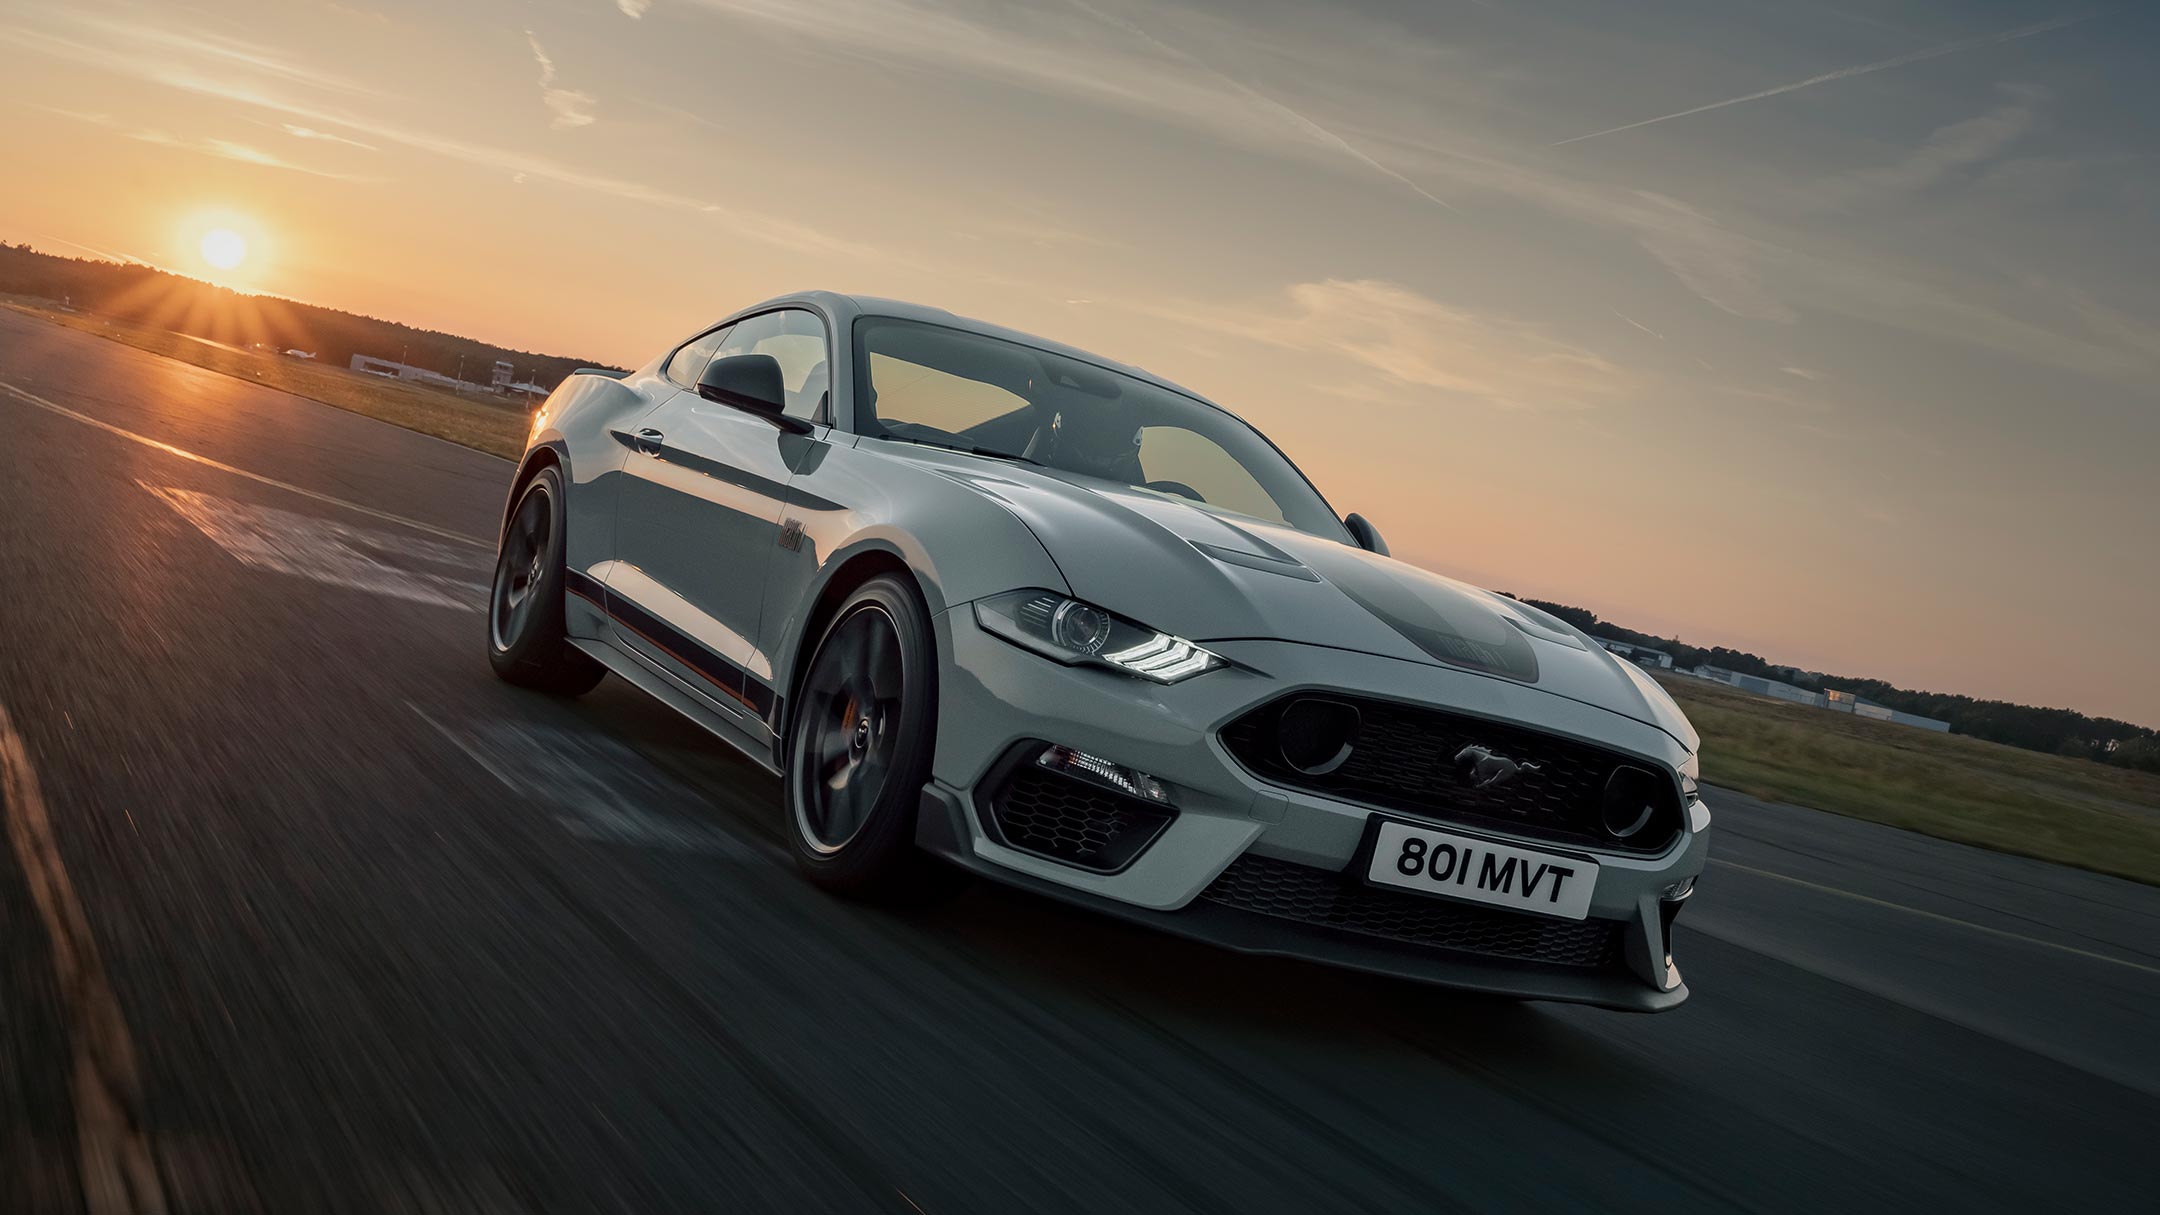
[{"x1": 853, "y1": 317, "x2": 1347, "y2": 539}]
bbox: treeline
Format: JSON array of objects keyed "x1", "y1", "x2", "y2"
[
  {"x1": 1513, "y1": 596, "x2": 2160, "y2": 773},
  {"x1": 0, "y1": 243, "x2": 621, "y2": 390}
]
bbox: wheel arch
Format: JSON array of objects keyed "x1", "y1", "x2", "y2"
[
  {"x1": 500, "y1": 440, "x2": 569, "y2": 544},
  {"x1": 772, "y1": 541, "x2": 935, "y2": 767}
]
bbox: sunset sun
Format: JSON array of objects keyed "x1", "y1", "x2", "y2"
[{"x1": 198, "y1": 227, "x2": 247, "y2": 271}]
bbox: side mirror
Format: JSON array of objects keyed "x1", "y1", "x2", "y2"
[
  {"x1": 697, "y1": 354, "x2": 802, "y2": 429},
  {"x1": 1344, "y1": 513, "x2": 1389, "y2": 556}
]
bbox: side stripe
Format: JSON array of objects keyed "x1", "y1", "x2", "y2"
[{"x1": 570, "y1": 572, "x2": 777, "y2": 721}]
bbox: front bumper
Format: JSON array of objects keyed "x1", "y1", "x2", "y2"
[{"x1": 919, "y1": 606, "x2": 1709, "y2": 1011}]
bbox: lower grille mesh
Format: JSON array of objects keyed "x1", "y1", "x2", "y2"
[
  {"x1": 987, "y1": 765, "x2": 1173, "y2": 872},
  {"x1": 1199, "y1": 854, "x2": 1624, "y2": 969}
]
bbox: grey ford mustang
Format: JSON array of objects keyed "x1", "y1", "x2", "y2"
[{"x1": 487, "y1": 291, "x2": 1708, "y2": 1011}]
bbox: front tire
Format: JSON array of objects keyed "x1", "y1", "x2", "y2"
[
  {"x1": 488, "y1": 466, "x2": 604, "y2": 696},
  {"x1": 785, "y1": 575, "x2": 940, "y2": 897}
]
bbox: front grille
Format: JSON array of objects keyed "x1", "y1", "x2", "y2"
[
  {"x1": 1220, "y1": 695, "x2": 1681, "y2": 854},
  {"x1": 1200, "y1": 854, "x2": 1624, "y2": 969},
  {"x1": 985, "y1": 763, "x2": 1175, "y2": 873}
]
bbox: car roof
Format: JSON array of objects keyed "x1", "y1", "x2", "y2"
[{"x1": 724, "y1": 290, "x2": 1214, "y2": 406}]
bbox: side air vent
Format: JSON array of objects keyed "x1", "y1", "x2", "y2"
[{"x1": 980, "y1": 746, "x2": 1176, "y2": 873}]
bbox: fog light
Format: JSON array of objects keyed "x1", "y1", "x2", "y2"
[
  {"x1": 1276, "y1": 698, "x2": 1361, "y2": 776},
  {"x1": 1036, "y1": 745, "x2": 1171, "y2": 804},
  {"x1": 1660, "y1": 876, "x2": 1695, "y2": 901}
]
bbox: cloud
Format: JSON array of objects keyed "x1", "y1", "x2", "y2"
[
  {"x1": 1137, "y1": 279, "x2": 1635, "y2": 411},
  {"x1": 1623, "y1": 191, "x2": 1794, "y2": 322},
  {"x1": 7, "y1": 12, "x2": 990, "y2": 269},
  {"x1": 30, "y1": 233, "x2": 156, "y2": 267},
  {"x1": 94, "y1": 68, "x2": 878, "y2": 260},
  {"x1": 36, "y1": 106, "x2": 362, "y2": 179},
  {"x1": 543, "y1": 89, "x2": 599, "y2": 128},
  {"x1": 527, "y1": 31, "x2": 598, "y2": 128},
  {"x1": 527, "y1": 32, "x2": 557, "y2": 82},
  {"x1": 1819, "y1": 85, "x2": 2044, "y2": 205},
  {"x1": 1057, "y1": 0, "x2": 1449, "y2": 210},
  {"x1": 1779, "y1": 244, "x2": 2160, "y2": 385},
  {"x1": 617, "y1": 0, "x2": 653, "y2": 16},
  {"x1": 12, "y1": 13, "x2": 376, "y2": 97},
  {"x1": 1780, "y1": 366, "x2": 1822, "y2": 380},
  {"x1": 1552, "y1": 11, "x2": 2095, "y2": 146},
  {"x1": 682, "y1": 0, "x2": 1453, "y2": 208},
  {"x1": 279, "y1": 123, "x2": 380, "y2": 152},
  {"x1": 124, "y1": 129, "x2": 366, "y2": 179}
]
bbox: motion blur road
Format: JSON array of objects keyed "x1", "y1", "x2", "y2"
[{"x1": 3, "y1": 308, "x2": 2157, "y2": 1213}]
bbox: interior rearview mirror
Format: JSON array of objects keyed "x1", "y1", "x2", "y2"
[
  {"x1": 696, "y1": 353, "x2": 799, "y2": 428},
  {"x1": 1344, "y1": 513, "x2": 1389, "y2": 556}
]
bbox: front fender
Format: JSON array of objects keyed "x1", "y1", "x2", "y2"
[
  {"x1": 763, "y1": 443, "x2": 1071, "y2": 744},
  {"x1": 526, "y1": 369, "x2": 661, "y2": 577}
]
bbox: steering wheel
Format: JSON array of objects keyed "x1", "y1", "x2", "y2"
[{"x1": 1146, "y1": 480, "x2": 1204, "y2": 502}]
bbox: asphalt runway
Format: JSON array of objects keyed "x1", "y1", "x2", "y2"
[{"x1": 2, "y1": 307, "x2": 2156, "y2": 1213}]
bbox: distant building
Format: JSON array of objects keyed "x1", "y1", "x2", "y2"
[
  {"x1": 1696, "y1": 666, "x2": 1953, "y2": 732},
  {"x1": 1695, "y1": 665, "x2": 1827, "y2": 708},
  {"x1": 350, "y1": 353, "x2": 460, "y2": 389},
  {"x1": 491, "y1": 360, "x2": 514, "y2": 389},
  {"x1": 1824, "y1": 688, "x2": 1951, "y2": 733},
  {"x1": 1598, "y1": 639, "x2": 1674, "y2": 669}
]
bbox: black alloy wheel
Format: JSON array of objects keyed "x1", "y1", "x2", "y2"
[
  {"x1": 786, "y1": 574, "x2": 942, "y2": 895},
  {"x1": 487, "y1": 466, "x2": 604, "y2": 695}
]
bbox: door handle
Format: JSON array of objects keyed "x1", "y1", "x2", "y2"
[{"x1": 634, "y1": 427, "x2": 665, "y2": 455}]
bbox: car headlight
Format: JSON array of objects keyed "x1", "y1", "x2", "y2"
[
  {"x1": 974, "y1": 590, "x2": 1224, "y2": 683},
  {"x1": 1677, "y1": 752, "x2": 1710, "y2": 832}
]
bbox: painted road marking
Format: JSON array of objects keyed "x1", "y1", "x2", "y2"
[
  {"x1": 141, "y1": 482, "x2": 488, "y2": 611},
  {"x1": 412, "y1": 705, "x2": 776, "y2": 860},
  {"x1": 0, "y1": 377, "x2": 491, "y2": 549},
  {"x1": 1709, "y1": 857, "x2": 2160, "y2": 978},
  {"x1": 0, "y1": 703, "x2": 169, "y2": 1215}
]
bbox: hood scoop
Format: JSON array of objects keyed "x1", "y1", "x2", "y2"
[{"x1": 1190, "y1": 539, "x2": 1322, "y2": 582}]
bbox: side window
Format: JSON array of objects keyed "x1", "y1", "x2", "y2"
[
  {"x1": 665, "y1": 326, "x2": 730, "y2": 388},
  {"x1": 714, "y1": 309, "x2": 830, "y2": 421}
]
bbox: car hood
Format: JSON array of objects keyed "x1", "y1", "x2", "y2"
[{"x1": 942, "y1": 463, "x2": 1698, "y2": 750}]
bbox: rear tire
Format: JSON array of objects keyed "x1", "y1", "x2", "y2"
[
  {"x1": 488, "y1": 466, "x2": 605, "y2": 696},
  {"x1": 785, "y1": 575, "x2": 943, "y2": 898}
]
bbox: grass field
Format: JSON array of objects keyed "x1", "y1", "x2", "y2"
[
  {"x1": 1, "y1": 298, "x2": 531, "y2": 460},
  {"x1": 1660, "y1": 673, "x2": 2160, "y2": 885}
]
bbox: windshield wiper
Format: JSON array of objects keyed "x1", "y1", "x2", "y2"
[{"x1": 878, "y1": 435, "x2": 1044, "y2": 467}]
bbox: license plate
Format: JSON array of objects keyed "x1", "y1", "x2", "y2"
[{"x1": 1364, "y1": 819, "x2": 1597, "y2": 920}]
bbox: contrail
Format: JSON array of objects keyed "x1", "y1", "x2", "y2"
[
  {"x1": 1061, "y1": 0, "x2": 1450, "y2": 209},
  {"x1": 33, "y1": 233, "x2": 155, "y2": 267},
  {"x1": 1553, "y1": 11, "x2": 2098, "y2": 146}
]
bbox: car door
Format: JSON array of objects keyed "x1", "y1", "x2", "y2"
[{"x1": 607, "y1": 307, "x2": 834, "y2": 721}]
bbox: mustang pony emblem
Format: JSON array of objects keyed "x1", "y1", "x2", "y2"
[{"x1": 1454, "y1": 745, "x2": 1542, "y2": 790}]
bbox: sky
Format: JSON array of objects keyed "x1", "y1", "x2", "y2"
[{"x1": 2, "y1": 0, "x2": 2156, "y2": 726}]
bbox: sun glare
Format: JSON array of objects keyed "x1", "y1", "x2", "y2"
[{"x1": 199, "y1": 228, "x2": 248, "y2": 271}]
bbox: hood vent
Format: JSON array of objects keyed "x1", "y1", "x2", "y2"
[{"x1": 1189, "y1": 540, "x2": 1322, "y2": 582}]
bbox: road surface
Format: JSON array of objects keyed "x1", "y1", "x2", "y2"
[{"x1": 2, "y1": 308, "x2": 2155, "y2": 1213}]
